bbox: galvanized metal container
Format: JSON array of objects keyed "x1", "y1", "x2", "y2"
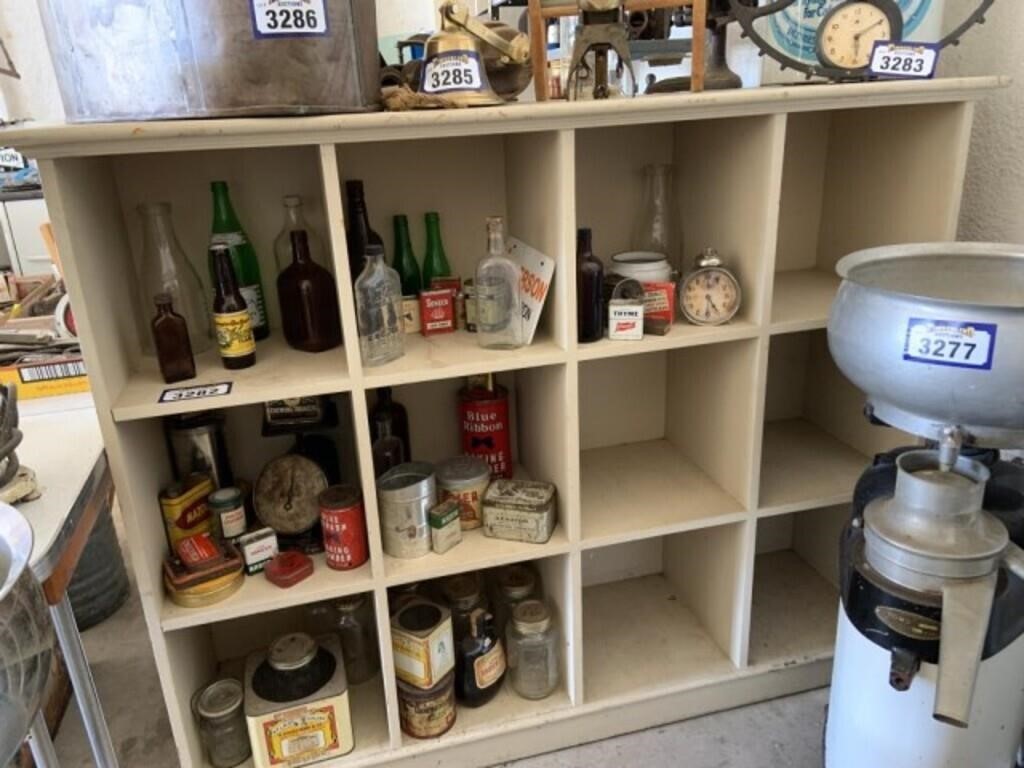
[
  {"x1": 38, "y1": 0, "x2": 381, "y2": 122},
  {"x1": 377, "y1": 462, "x2": 435, "y2": 559}
]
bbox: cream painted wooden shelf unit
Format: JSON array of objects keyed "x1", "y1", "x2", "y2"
[{"x1": 5, "y1": 77, "x2": 999, "y2": 768}]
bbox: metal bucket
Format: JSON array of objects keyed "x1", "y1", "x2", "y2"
[
  {"x1": 828, "y1": 243, "x2": 1024, "y2": 447},
  {"x1": 0, "y1": 503, "x2": 54, "y2": 764},
  {"x1": 37, "y1": 0, "x2": 381, "y2": 122}
]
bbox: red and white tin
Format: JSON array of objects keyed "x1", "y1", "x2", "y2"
[
  {"x1": 458, "y1": 383, "x2": 513, "y2": 479},
  {"x1": 319, "y1": 485, "x2": 369, "y2": 571}
]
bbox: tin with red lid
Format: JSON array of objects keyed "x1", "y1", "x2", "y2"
[
  {"x1": 264, "y1": 551, "x2": 314, "y2": 589},
  {"x1": 319, "y1": 485, "x2": 369, "y2": 571}
]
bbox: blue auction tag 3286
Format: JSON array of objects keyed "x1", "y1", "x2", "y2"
[
  {"x1": 869, "y1": 41, "x2": 939, "y2": 79},
  {"x1": 903, "y1": 318, "x2": 997, "y2": 370}
]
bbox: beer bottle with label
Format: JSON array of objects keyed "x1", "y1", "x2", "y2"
[
  {"x1": 209, "y1": 181, "x2": 270, "y2": 341},
  {"x1": 345, "y1": 180, "x2": 383, "y2": 281},
  {"x1": 422, "y1": 212, "x2": 452, "y2": 288},
  {"x1": 392, "y1": 214, "x2": 422, "y2": 296},
  {"x1": 210, "y1": 244, "x2": 256, "y2": 370}
]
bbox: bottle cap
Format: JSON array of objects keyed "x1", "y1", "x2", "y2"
[
  {"x1": 365, "y1": 244, "x2": 385, "y2": 258},
  {"x1": 268, "y1": 632, "x2": 318, "y2": 671}
]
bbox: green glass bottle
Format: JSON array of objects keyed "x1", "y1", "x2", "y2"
[
  {"x1": 421, "y1": 211, "x2": 452, "y2": 289},
  {"x1": 392, "y1": 215, "x2": 422, "y2": 296},
  {"x1": 209, "y1": 181, "x2": 270, "y2": 341}
]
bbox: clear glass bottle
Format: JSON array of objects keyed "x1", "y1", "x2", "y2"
[
  {"x1": 334, "y1": 594, "x2": 380, "y2": 684},
  {"x1": 194, "y1": 679, "x2": 251, "y2": 768},
  {"x1": 475, "y1": 216, "x2": 523, "y2": 350},
  {"x1": 493, "y1": 564, "x2": 538, "y2": 638},
  {"x1": 355, "y1": 244, "x2": 404, "y2": 367},
  {"x1": 138, "y1": 203, "x2": 211, "y2": 354},
  {"x1": 274, "y1": 195, "x2": 326, "y2": 274},
  {"x1": 506, "y1": 599, "x2": 559, "y2": 700},
  {"x1": 632, "y1": 164, "x2": 682, "y2": 274}
]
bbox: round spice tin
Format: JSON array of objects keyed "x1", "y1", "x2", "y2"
[
  {"x1": 436, "y1": 456, "x2": 491, "y2": 530},
  {"x1": 397, "y1": 670, "x2": 456, "y2": 739},
  {"x1": 319, "y1": 485, "x2": 369, "y2": 571},
  {"x1": 377, "y1": 463, "x2": 436, "y2": 559}
]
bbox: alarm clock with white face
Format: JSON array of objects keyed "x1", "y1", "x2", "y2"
[
  {"x1": 816, "y1": 0, "x2": 904, "y2": 73},
  {"x1": 679, "y1": 248, "x2": 742, "y2": 326}
]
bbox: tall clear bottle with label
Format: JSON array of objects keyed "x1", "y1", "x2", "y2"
[
  {"x1": 476, "y1": 216, "x2": 523, "y2": 350},
  {"x1": 210, "y1": 181, "x2": 270, "y2": 341}
]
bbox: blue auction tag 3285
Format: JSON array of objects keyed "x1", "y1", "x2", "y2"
[
  {"x1": 869, "y1": 41, "x2": 939, "y2": 79},
  {"x1": 903, "y1": 318, "x2": 997, "y2": 370}
]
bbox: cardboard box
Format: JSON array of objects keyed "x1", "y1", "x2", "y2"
[{"x1": 0, "y1": 353, "x2": 90, "y2": 399}]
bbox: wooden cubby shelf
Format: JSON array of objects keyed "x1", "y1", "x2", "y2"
[{"x1": 8, "y1": 77, "x2": 997, "y2": 767}]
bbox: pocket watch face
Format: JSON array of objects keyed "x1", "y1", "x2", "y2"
[
  {"x1": 817, "y1": 1, "x2": 899, "y2": 70},
  {"x1": 680, "y1": 268, "x2": 741, "y2": 326}
]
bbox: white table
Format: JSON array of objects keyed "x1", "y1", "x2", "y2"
[{"x1": 18, "y1": 394, "x2": 119, "y2": 768}]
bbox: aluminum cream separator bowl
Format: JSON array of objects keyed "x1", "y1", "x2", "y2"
[
  {"x1": 828, "y1": 242, "x2": 1024, "y2": 447},
  {"x1": 0, "y1": 502, "x2": 54, "y2": 763}
]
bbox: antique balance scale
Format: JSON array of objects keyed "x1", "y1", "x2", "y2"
[{"x1": 824, "y1": 243, "x2": 1024, "y2": 767}]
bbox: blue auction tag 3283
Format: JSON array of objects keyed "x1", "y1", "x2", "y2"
[
  {"x1": 903, "y1": 318, "x2": 997, "y2": 370},
  {"x1": 869, "y1": 41, "x2": 939, "y2": 79}
]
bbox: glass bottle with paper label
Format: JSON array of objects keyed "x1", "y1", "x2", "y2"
[
  {"x1": 475, "y1": 216, "x2": 523, "y2": 350},
  {"x1": 355, "y1": 244, "x2": 404, "y2": 367},
  {"x1": 209, "y1": 181, "x2": 270, "y2": 341},
  {"x1": 210, "y1": 244, "x2": 256, "y2": 370}
]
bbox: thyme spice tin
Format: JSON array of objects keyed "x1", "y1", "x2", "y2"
[{"x1": 482, "y1": 480, "x2": 558, "y2": 544}]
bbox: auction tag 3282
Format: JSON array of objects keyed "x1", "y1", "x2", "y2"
[
  {"x1": 251, "y1": 0, "x2": 328, "y2": 38},
  {"x1": 903, "y1": 318, "x2": 997, "y2": 370},
  {"x1": 869, "y1": 41, "x2": 939, "y2": 79},
  {"x1": 422, "y1": 51, "x2": 484, "y2": 95}
]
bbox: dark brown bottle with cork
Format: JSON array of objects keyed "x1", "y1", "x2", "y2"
[
  {"x1": 151, "y1": 293, "x2": 196, "y2": 384},
  {"x1": 277, "y1": 230, "x2": 343, "y2": 353}
]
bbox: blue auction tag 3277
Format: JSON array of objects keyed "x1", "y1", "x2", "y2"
[
  {"x1": 903, "y1": 318, "x2": 997, "y2": 370},
  {"x1": 869, "y1": 41, "x2": 939, "y2": 79}
]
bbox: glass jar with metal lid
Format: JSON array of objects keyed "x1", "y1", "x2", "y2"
[
  {"x1": 193, "y1": 678, "x2": 251, "y2": 768},
  {"x1": 506, "y1": 599, "x2": 559, "y2": 700},
  {"x1": 441, "y1": 571, "x2": 488, "y2": 643},
  {"x1": 492, "y1": 563, "x2": 538, "y2": 637},
  {"x1": 334, "y1": 594, "x2": 379, "y2": 684}
]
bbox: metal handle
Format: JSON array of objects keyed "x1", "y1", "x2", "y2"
[
  {"x1": 934, "y1": 572, "x2": 997, "y2": 728},
  {"x1": 441, "y1": 2, "x2": 531, "y2": 64}
]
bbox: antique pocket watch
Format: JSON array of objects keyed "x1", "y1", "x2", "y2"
[
  {"x1": 679, "y1": 248, "x2": 742, "y2": 326},
  {"x1": 254, "y1": 454, "x2": 329, "y2": 535}
]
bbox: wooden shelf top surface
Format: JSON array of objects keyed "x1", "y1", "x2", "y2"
[{"x1": 3, "y1": 77, "x2": 1005, "y2": 159}]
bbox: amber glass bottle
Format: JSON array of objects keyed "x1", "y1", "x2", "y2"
[
  {"x1": 454, "y1": 609, "x2": 506, "y2": 707},
  {"x1": 151, "y1": 293, "x2": 196, "y2": 384},
  {"x1": 211, "y1": 244, "x2": 256, "y2": 370},
  {"x1": 277, "y1": 231, "x2": 343, "y2": 353}
]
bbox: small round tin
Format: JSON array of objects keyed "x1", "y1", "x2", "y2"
[
  {"x1": 436, "y1": 456, "x2": 491, "y2": 530},
  {"x1": 377, "y1": 462, "x2": 436, "y2": 559},
  {"x1": 397, "y1": 671, "x2": 456, "y2": 739},
  {"x1": 319, "y1": 485, "x2": 369, "y2": 571}
]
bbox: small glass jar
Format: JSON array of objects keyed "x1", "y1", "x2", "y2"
[
  {"x1": 506, "y1": 600, "x2": 559, "y2": 701},
  {"x1": 335, "y1": 594, "x2": 380, "y2": 684},
  {"x1": 492, "y1": 564, "x2": 537, "y2": 638},
  {"x1": 441, "y1": 571, "x2": 487, "y2": 643},
  {"x1": 194, "y1": 678, "x2": 251, "y2": 768}
]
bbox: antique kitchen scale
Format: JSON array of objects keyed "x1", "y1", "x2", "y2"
[{"x1": 824, "y1": 243, "x2": 1024, "y2": 767}]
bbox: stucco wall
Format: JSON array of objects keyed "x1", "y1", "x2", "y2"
[{"x1": 941, "y1": 0, "x2": 1024, "y2": 242}]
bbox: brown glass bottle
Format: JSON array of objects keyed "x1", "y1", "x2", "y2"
[
  {"x1": 344, "y1": 180, "x2": 383, "y2": 281},
  {"x1": 277, "y1": 230, "x2": 343, "y2": 353},
  {"x1": 151, "y1": 293, "x2": 196, "y2": 384},
  {"x1": 454, "y1": 608, "x2": 506, "y2": 707},
  {"x1": 211, "y1": 244, "x2": 256, "y2": 370}
]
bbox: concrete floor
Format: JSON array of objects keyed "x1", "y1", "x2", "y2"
[{"x1": 53, "y1": 548, "x2": 828, "y2": 768}]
